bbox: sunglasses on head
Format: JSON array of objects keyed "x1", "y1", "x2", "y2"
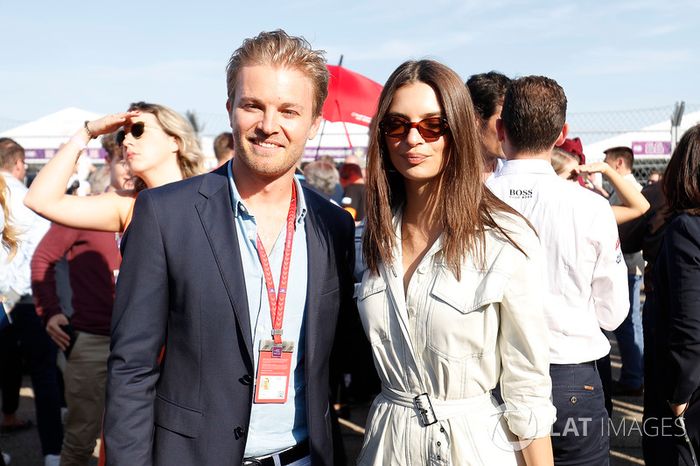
[
  {"x1": 380, "y1": 116, "x2": 449, "y2": 142},
  {"x1": 115, "y1": 122, "x2": 146, "y2": 146}
]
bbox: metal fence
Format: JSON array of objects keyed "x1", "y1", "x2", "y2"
[
  {"x1": 631, "y1": 158, "x2": 669, "y2": 185},
  {"x1": 567, "y1": 102, "x2": 700, "y2": 145},
  {"x1": 566, "y1": 102, "x2": 699, "y2": 181}
]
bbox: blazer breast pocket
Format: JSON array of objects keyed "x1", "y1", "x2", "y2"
[
  {"x1": 154, "y1": 394, "x2": 203, "y2": 439},
  {"x1": 427, "y1": 268, "x2": 506, "y2": 360}
]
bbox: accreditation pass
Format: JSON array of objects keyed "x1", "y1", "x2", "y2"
[{"x1": 254, "y1": 340, "x2": 295, "y2": 404}]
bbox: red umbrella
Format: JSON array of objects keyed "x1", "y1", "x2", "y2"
[{"x1": 322, "y1": 64, "x2": 383, "y2": 128}]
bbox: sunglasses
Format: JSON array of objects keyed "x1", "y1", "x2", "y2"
[
  {"x1": 380, "y1": 116, "x2": 449, "y2": 142},
  {"x1": 115, "y1": 122, "x2": 146, "y2": 146}
]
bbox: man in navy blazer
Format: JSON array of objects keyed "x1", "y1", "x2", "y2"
[{"x1": 104, "y1": 30, "x2": 355, "y2": 466}]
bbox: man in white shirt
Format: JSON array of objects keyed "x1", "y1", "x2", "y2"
[
  {"x1": 0, "y1": 138, "x2": 62, "y2": 466},
  {"x1": 487, "y1": 76, "x2": 628, "y2": 465},
  {"x1": 604, "y1": 146, "x2": 645, "y2": 396}
]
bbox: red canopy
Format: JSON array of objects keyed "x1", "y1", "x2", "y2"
[{"x1": 322, "y1": 65, "x2": 383, "y2": 127}]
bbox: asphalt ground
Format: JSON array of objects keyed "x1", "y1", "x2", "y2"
[{"x1": 1, "y1": 337, "x2": 645, "y2": 465}]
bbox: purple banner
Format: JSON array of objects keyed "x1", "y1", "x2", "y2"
[{"x1": 631, "y1": 141, "x2": 671, "y2": 156}]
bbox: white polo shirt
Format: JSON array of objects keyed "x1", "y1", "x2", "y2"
[{"x1": 487, "y1": 159, "x2": 628, "y2": 364}]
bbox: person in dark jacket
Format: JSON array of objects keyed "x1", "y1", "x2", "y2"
[{"x1": 651, "y1": 124, "x2": 700, "y2": 466}]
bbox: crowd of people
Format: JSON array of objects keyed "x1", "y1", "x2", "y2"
[{"x1": 1, "y1": 28, "x2": 699, "y2": 466}]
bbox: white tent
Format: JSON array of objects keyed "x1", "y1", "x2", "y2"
[
  {"x1": 582, "y1": 110, "x2": 700, "y2": 162},
  {"x1": 0, "y1": 107, "x2": 104, "y2": 163},
  {"x1": 304, "y1": 120, "x2": 370, "y2": 161}
]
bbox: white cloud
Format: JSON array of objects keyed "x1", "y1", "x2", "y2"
[{"x1": 575, "y1": 48, "x2": 691, "y2": 76}]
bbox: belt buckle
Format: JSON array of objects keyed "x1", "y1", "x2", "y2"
[{"x1": 413, "y1": 392, "x2": 438, "y2": 426}]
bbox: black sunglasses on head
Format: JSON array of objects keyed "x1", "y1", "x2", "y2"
[
  {"x1": 380, "y1": 116, "x2": 449, "y2": 142},
  {"x1": 115, "y1": 122, "x2": 146, "y2": 146}
]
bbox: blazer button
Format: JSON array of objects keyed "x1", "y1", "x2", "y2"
[
  {"x1": 239, "y1": 374, "x2": 253, "y2": 385},
  {"x1": 234, "y1": 426, "x2": 245, "y2": 439}
]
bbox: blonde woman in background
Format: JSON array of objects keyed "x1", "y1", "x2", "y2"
[{"x1": 25, "y1": 102, "x2": 205, "y2": 233}]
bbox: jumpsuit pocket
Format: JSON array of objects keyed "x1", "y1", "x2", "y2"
[{"x1": 427, "y1": 269, "x2": 506, "y2": 360}]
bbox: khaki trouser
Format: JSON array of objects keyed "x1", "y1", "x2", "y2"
[{"x1": 61, "y1": 332, "x2": 110, "y2": 466}]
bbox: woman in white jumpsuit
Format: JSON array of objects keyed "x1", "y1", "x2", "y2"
[{"x1": 357, "y1": 60, "x2": 556, "y2": 466}]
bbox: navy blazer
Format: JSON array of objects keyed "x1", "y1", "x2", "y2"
[{"x1": 104, "y1": 165, "x2": 355, "y2": 466}]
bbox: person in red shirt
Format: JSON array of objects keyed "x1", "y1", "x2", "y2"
[{"x1": 31, "y1": 133, "x2": 126, "y2": 466}]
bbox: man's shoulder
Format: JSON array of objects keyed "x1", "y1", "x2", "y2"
[
  {"x1": 3, "y1": 174, "x2": 27, "y2": 191},
  {"x1": 303, "y1": 186, "x2": 352, "y2": 224},
  {"x1": 627, "y1": 174, "x2": 643, "y2": 191},
  {"x1": 144, "y1": 170, "x2": 224, "y2": 204},
  {"x1": 542, "y1": 180, "x2": 615, "y2": 228},
  {"x1": 564, "y1": 181, "x2": 612, "y2": 210},
  {"x1": 2, "y1": 173, "x2": 28, "y2": 201}
]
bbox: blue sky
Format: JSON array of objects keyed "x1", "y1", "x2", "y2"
[{"x1": 1, "y1": 0, "x2": 697, "y2": 136}]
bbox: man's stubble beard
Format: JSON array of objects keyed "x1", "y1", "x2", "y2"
[{"x1": 234, "y1": 138, "x2": 301, "y2": 181}]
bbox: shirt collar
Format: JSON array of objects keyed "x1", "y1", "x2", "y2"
[
  {"x1": 227, "y1": 160, "x2": 307, "y2": 224},
  {"x1": 498, "y1": 158, "x2": 556, "y2": 177}
]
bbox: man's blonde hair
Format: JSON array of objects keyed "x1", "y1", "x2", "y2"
[{"x1": 226, "y1": 30, "x2": 329, "y2": 117}]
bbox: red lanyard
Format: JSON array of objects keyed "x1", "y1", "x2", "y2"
[{"x1": 256, "y1": 183, "x2": 297, "y2": 345}]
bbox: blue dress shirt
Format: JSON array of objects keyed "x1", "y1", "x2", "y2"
[{"x1": 227, "y1": 162, "x2": 309, "y2": 457}]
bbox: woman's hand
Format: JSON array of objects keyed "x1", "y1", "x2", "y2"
[
  {"x1": 670, "y1": 402, "x2": 688, "y2": 417},
  {"x1": 576, "y1": 162, "x2": 612, "y2": 177},
  {"x1": 84, "y1": 111, "x2": 140, "y2": 138}
]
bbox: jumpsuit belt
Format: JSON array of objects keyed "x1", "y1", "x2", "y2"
[{"x1": 380, "y1": 385, "x2": 495, "y2": 423}]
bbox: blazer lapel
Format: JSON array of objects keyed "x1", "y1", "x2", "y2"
[{"x1": 195, "y1": 167, "x2": 254, "y2": 364}]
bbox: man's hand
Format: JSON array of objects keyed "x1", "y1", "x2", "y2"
[{"x1": 46, "y1": 314, "x2": 70, "y2": 351}]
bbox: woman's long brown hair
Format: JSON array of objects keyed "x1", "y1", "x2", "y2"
[
  {"x1": 663, "y1": 124, "x2": 700, "y2": 216},
  {"x1": 363, "y1": 60, "x2": 528, "y2": 280}
]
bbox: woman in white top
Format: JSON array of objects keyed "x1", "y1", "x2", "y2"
[
  {"x1": 25, "y1": 101, "x2": 205, "y2": 233},
  {"x1": 357, "y1": 60, "x2": 556, "y2": 465}
]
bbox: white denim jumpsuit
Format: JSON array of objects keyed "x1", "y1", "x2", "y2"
[{"x1": 356, "y1": 212, "x2": 556, "y2": 466}]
